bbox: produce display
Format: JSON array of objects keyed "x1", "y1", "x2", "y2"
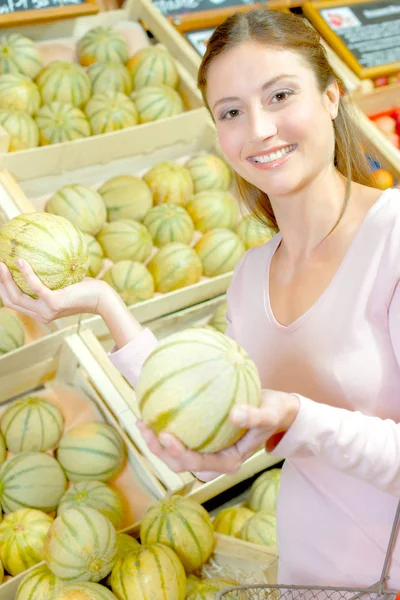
[
  {"x1": 186, "y1": 575, "x2": 238, "y2": 600},
  {"x1": 0, "y1": 308, "x2": 25, "y2": 355},
  {"x1": 236, "y1": 510, "x2": 277, "y2": 552},
  {"x1": 0, "y1": 29, "x2": 187, "y2": 152},
  {"x1": 147, "y1": 242, "x2": 203, "y2": 292},
  {"x1": 102, "y1": 260, "x2": 155, "y2": 304},
  {"x1": 137, "y1": 327, "x2": 262, "y2": 452},
  {"x1": 370, "y1": 107, "x2": 400, "y2": 150}
]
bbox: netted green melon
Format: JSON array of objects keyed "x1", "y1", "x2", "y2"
[
  {"x1": 0, "y1": 73, "x2": 41, "y2": 115},
  {"x1": 0, "y1": 309, "x2": 25, "y2": 355},
  {"x1": 143, "y1": 204, "x2": 194, "y2": 247},
  {"x1": 0, "y1": 109, "x2": 39, "y2": 151},
  {"x1": 127, "y1": 46, "x2": 179, "y2": 90},
  {"x1": 147, "y1": 242, "x2": 202, "y2": 293},
  {"x1": 102, "y1": 261, "x2": 154, "y2": 305},
  {"x1": 0, "y1": 213, "x2": 89, "y2": 297},
  {"x1": 97, "y1": 219, "x2": 152, "y2": 263},
  {"x1": 134, "y1": 84, "x2": 184, "y2": 123},
  {"x1": 77, "y1": 27, "x2": 129, "y2": 66},
  {"x1": 83, "y1": 233, "x2": 104, "y2": 277},
  {"x1": 0, "y1": 509, "x2": 53, "y2": 576},
  {"x1": 143, "y1": 162, "x2": 193, "y2": 206},
  {"x1": 85, "y1": 91, "x2": 138, "y2": 135},
  {"x1": 186, "y1": 154, "x2": 232, "y2": 193},
  {"x1": 234, "y1": 215, "x2": 277, "y2": 249},
  {"x1": 246, "y1": 468, "x2": 281, "y2": 512},
  {"x1": 36, "y1": 61, "x2": 92, "y2": 107},
  {"x1": 57, "y1": 480, "x2": 124, "y2": 530},
  {"x1": 186, "y1": 190, "x2": 238, "y2": 232},
  {"x1": 35, "y1": 102, "x2": 91, "y2": 145},
  {"x1": 213, "y1": 506, "x2": 254, "y2": 536},
  {"x1": 1, "y1": 395, "x2": 64, "y2": 453},
  {"x1": 195, "y1": 229, "x2": 245, "y2": 277},
  {"x1": 0, "y1": 34, "x2": 43, "y2": 79},
  {"x1": 46, "y1": 184, "x2": 107, "y2": 236},
  {"x1": 98, "y1": 175, "x2": 153, "y2": 222},
  {"x1": 15, "y1": 563, "x2": 64, "y2": 600},
  {"x1": 87, "y1": 61, "x2": 132, "y2": 95},
  {"x1": 57, "y1": 422, "x2": 125, "y2": 483}
]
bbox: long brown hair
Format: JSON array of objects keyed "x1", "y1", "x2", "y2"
[{"x1": 198, "y1": 9, "x2": 375, "y2": 229}]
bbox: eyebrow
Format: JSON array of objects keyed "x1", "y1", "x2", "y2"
[{"x1": 211, "y1": 74, "x2": 299, "y2": 111}]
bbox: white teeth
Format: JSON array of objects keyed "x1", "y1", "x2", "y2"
[{"x1": 251, "y1": 145, "x2": 296, "y2": 164}]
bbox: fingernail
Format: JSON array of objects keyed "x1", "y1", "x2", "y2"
[
  {"x1": 160, "y1": 435, "x2": 172, "y2": 448},
  {"x1": 231, "y1": 408, "x2": 248, "y2": 427},
  {"x1": 16, "y1": 259, "x2": 23, "y2": 268}
]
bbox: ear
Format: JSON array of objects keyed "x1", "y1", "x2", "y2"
[{"x1": 323, "y1": 80, "x2": 340, "y2": 120}]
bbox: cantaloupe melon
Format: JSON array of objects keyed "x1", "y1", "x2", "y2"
[
  {"x1": 77, "y1": 27, "x2": 129, "y2": 67},
  {"x1": 36, "y1": 62, "x2": 91, "y2": 108},
  {"x1": 35, "y1": 102, "x2": 91, "y2": 145},
  {"x1": 0, "y1": 395, "x2": 64, "y2": 453},
  {"x1": 137, "y1": 327, "x2": 261, "y2": 452},
  {"x1": 57, "y1": 481, "x2": 123, "y2": 530},
  {"x1": 0, "y1": 34, "x2": 43, "y2": 79},
  {"x1": 83, "y1": 233, "x2": 104, "y2": 278},
  {"x1": 0, "y1": 309, "x2": 25, "y2": 355},
  {"x1": 143, "y1": 162, "x2": 193, "y2": 207},
  {"x1": 236, "y1": 511, "x2": 277, "y2": 553},
  {"x1": 0, "y1": 73, "x2": 41, "y2": 115},
  {"x1": 134, "y1": 84, "x2": 184, "y2": 123},
  {"x1": 127, "y1": 46, "x2": 179, "y2": 90},
  {"x1": 140, "y1": 496, "x2": 214, "y2": 572},
  {"x1": 195, "y1": 229, "x2": 245, "y2": 277},
  {"x1": 102, "y1": 261, "x2": 154, "y2": 305},
  {"x1": 185, "y1": 154, "x2": 231, "y2": 193},
  {"x1": 246, "y1": 468, "x2": 281, "y2": 513},
  {"x1": 46, "y1": 184, "x2": 107, "y2": 236},
  {"x1": 213, "y1": 506, "x2": 254, "y2": 536},
  {"x1": 0, "y1": 508, "x2": 53, "y2": 576},
  {"x1": 208, "y1": 303, "x2": 228, "y2": 334},
  {"x1": 110, "y1": 543, "x2": 186, "y2": 600},
  {"x1": 186, "y1": 191, "x2": 238, "y2": 233},
  {"x1": 45, "y1": 507, "x2": 117, "y2": 582},
  {"x1": 0, "y1": 212, "x2": 89, "y2": 297},
  {"x1": 87, "y1": 61, "x2": 132, "y2": 96},
  {"x1": 98, "y1": 175, "x2": 153, "y2": 222},
  {"x1": 186, "y1": 575, "x2": 238, "y2": 600},
  {"x1": 57, "y1": 422, "x2": 125, "y2": 483},
  {"x1": 16, "y1": 563, "x2": 64, "y2": 600},
  {"x1": 50, "y1": 581, "x2": 118, "y2": 599},
  {"x1": 105, "y1": 533, "x2": 140, "y2": 587},
  {"x1": 234, "y1": 215, "x2": 277, "y2": 250},
  {"x1": 147, "y1": 242, "x2": 202, "y2": 293},
  {"x1": 143, "y1": 204, "x2": 194, "y2": 247},
  {"x1": 97, "y1": 219, "x2": 152, "y2": 263},
  {"x1": 0, "y1": 109, "x2": 39, "y2": 151},
  {"x1": 0, "y1": 452, "x2": 67, "y2": 513},
  {"x1": 85, "y1": 92, "x2": 138, "y2": 135}
]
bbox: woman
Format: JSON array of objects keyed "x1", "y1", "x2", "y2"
[{"x1": 1, "y1": 8, "x2": 400, "y2": 589}]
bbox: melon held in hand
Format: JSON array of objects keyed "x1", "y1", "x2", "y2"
[
  {"x1": 0, "y1": 213, "x2": 89, "y2": 297},
  {"x1": 137, "y1": 327, "x2": 261, "y2": 452}
]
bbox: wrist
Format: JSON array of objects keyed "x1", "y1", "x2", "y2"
[
  {"x1": 283, "y1": 392, "x2": 300, "y2": 432},
  {"x1": 97, "y1": 282, "x2": 144, "y2": 349}
]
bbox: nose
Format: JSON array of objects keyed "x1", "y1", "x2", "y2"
[{"x1": 248, "y1": 106, "x2": 277, "y2": 142}]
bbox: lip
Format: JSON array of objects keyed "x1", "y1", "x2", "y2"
[
  {"x1": 248, "y1": 143, "x2": 296, "y2": 158},
  {"x1": 247, "y1": 144, "x2": 297, "y2": 171}
]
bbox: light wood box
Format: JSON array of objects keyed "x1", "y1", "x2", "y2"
[
  {"x1": 79, "y1": 328, "x2": 283, "y2": 504},
  {"x1": 0, "y1": 0, "x2": 203, "y2": 160},
  {"x1": 1, "y1": 109, "x2": 238, "y2": 334}
]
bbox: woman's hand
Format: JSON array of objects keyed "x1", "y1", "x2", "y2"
[
  {"x1": 137, "y1": 390, "x2": 300, "y2": 481},
  {"x1": 0, "y1": 260, "x2": 109, "y2": 323}
]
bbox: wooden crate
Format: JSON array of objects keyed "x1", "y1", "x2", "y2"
[
  {"x1": 351, "y1": 84, "x2": 400, "y2": 181},
  {"x1": 79, "y1": 328, "x2": 283, "y2": 503},
  {"x1": 1, "y1": 109, "x2": 239, "y2": 332},
  {"x1": 0, "y1": 0, "x2": 203, "y2": 161}
]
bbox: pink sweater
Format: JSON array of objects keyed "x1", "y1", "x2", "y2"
[{"x1": 110, "y1": 187, "x2": 400, "y2": 588}]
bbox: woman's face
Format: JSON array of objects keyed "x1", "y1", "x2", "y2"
[{"x1": 206, "y1": 42, "x2": 340, "y2": 199}]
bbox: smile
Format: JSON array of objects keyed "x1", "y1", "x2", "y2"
[{"x1": 249, "y1": 144, "x2": 297, "y2": 164}]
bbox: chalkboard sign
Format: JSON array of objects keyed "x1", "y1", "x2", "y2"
[
  {"x1": 0, "y1": 0, "x2": 97, "y2": 27},
  {"x1": 303, "y1": 0, "x2": 400, "y2": 79}
]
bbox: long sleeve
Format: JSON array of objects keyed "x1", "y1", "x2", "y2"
[
  {"x1": 268, "y1": 280, "x2": 400, "y2": 497},
  {"x1": 109, "y1": 327, "x2": 158, "y2": 389}
]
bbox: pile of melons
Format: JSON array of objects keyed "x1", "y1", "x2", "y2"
[
  {"x1": 0, "y1": 308, "x2": 25, "y2": 355},
  {"x1": 0, "y1": 28, "x2": 186, "y2": 152},
  {"x1": 42, "y1": 154, "x2": 277, "y2": 305},
  {"x1": 212, "y1": 468, "x2": 281, "y2": 554}
]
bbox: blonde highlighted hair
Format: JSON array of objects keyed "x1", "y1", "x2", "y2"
[{"x1": 197, "y1": 9, "x2": 375, "y2": 228}]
